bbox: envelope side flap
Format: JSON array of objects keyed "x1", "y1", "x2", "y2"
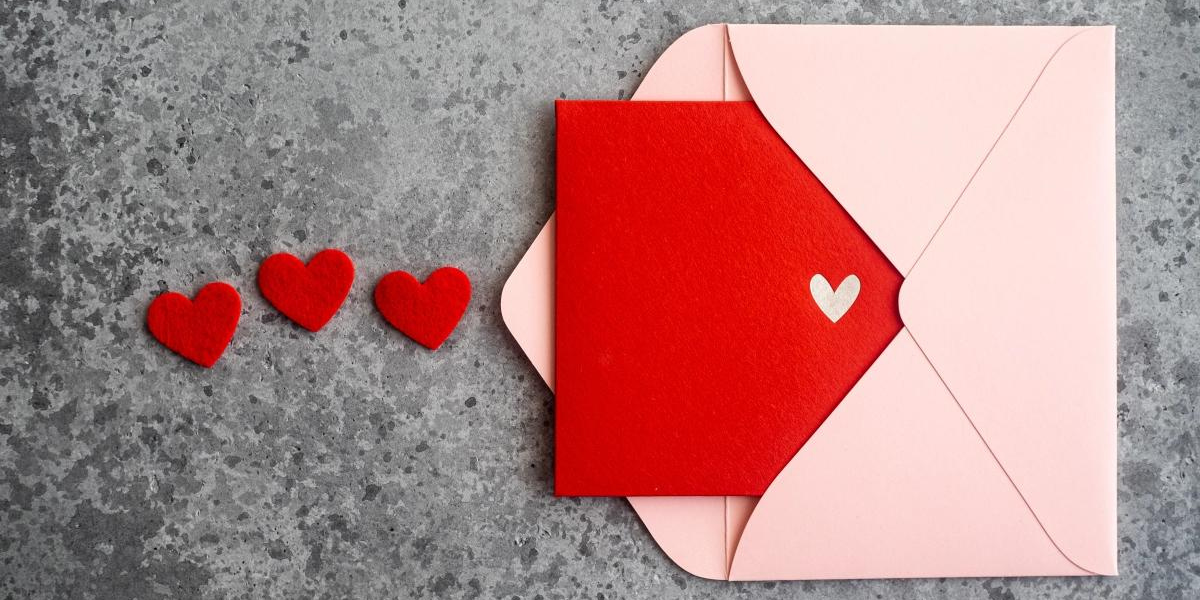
[
  {"x1": 726, "y1": 24, "x2": 1081, "y2": 274},
  {"x1": 900, "y1": 28, "x2": 1117, "y2": 574},
  {"x1": 500, "y1": 217, "x2": 556, "y2": 388}
]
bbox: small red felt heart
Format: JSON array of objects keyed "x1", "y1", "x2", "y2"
[
  {"x1": 146, "y1": 282, "x2": 241, "y2": 368},
  {"x1": 374, "y1": 266, "x2": 471, "y2": 350},
  {"x1": 258, "y1": 249, "x2": 355, "y2": 332}
]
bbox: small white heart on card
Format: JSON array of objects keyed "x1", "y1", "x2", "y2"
[{"x1": 810, "y1": 274, "x2": 860, "y2": 323}]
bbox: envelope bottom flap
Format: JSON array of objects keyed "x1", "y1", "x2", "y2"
[
  {"x1": 728, "y1": 332, "x2": 1087, "y2": 580},
  {"x1": 898, "y1": 28, "x2": 1117, "y2": 575}
]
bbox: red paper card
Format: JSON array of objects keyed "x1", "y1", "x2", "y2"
[{"x1": 555, "y1": 101, "x2": 903, "y2": 496}]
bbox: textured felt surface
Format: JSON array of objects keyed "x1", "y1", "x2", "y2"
[
  {"x1": 146, "y1": 282, "x2": 242, "y2": 368},
  {"x1": 374, "y1": 267, "x2": 472, "y2": 350},
  {"x1": 555, "y1": 101, "x2": 903, "y2": 496},
  {"x1": 258, "y1": 249, "x2": 355, "y2": 332}
]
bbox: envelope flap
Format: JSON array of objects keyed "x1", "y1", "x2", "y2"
[
  {"x1": 500, "y1": 217, "x2": 556, "y2": 388},
  {"x1": 729, "y1": 332, "x2": 1085, "y2": 580},
  {"x1": 899, "y1": 28, "x2": 1116, "y2": 574},
  {"x1": 726, "y1": 24, "x2": 1081, "y2": 274}
]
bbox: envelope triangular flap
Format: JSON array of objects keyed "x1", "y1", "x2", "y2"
[
  {"x1": 726, "y1": 24, "x2": 1080, "y2": 275},
  {"x1": 500, "y1": 218, "x2": 556, "y2": 388},
  {"x1": 728, "y1": 333, "x2": 1085, "y2": 580},
  {"x1": 899, "y1": 28, "x2": 1117, "y2": 575}
]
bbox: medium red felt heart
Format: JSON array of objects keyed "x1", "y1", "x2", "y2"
[
  {"x1": 258, "y1": 249, "x2": 355, "y2": 332},
  {"x1": 374, "y1": 267, "x2": 471, "y2": 350},
  {"x1": 146, "y1": 282, "x2": 241, "y2": 368}
]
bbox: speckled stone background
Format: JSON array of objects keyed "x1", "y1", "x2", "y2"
[{"x1": 1, "y1": 0, "x2": 1197, "y2": 598}]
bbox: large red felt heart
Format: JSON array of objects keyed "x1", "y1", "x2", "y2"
[
  {"x1": 146, "y1": 282, "x2": 242, "y2": 368},
  {"x1": 374, "y1": 267, "x2": 471, "y2": 350},
  {"x1": 258, "y1": 249, "x2": 355, "y2": 332}
]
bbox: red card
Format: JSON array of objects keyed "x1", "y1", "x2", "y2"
[{"x1": 555, "y1": 101, "x2": 903, "y2": 496}]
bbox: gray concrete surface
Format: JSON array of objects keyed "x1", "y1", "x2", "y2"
[{"x1": 1, "y1": 1, "x2": 1196, "y2": 598}]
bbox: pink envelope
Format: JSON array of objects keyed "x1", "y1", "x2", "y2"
[{"x1": 500, "y1": 24, "x2": 1116, "y2": 580}]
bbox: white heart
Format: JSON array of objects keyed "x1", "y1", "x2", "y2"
[{"x1": 809, "y1": 274, "x2": 861, "y2": 323}]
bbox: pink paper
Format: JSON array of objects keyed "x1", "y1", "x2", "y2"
[{"x1": 730, "y1": 332, "x2": 1084, "y2": 579}]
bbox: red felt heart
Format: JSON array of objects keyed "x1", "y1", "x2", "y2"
[
  {"x1": 374, "y1": 266, "x2": 471, "y2": 350},
  {"x1": 146, "y1": 282, "x2": 241, "y2": 368},
  {"x1": 258, "y1": 249, "x2": 355, "y2": 332}
]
